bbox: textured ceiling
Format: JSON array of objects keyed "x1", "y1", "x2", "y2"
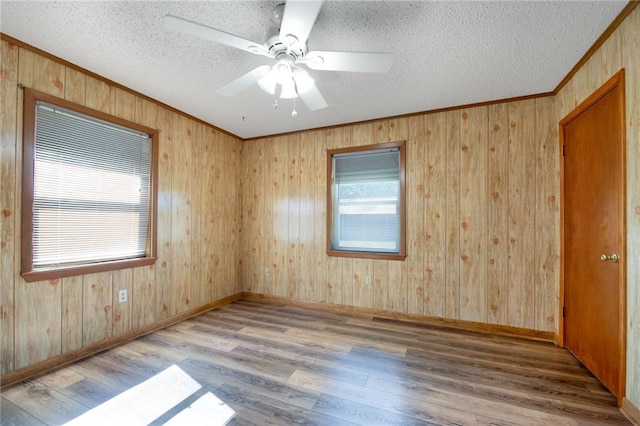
[{"x1": 0, "y1": 1, "x2": 628, "y2": 139}]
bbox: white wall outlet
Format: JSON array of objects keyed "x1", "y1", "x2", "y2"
[
  {"x1": 365, "y1": 276, "x2": 372, "y2": 286},
  {"x1": 118, "y1": 289, "x2": 128, "y2": 303}
]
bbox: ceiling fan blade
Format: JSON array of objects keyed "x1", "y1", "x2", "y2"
[
  {"x1": 304, "y1": 51, "x2": 393, "y2": 73},
  {"x1": 296, "y1": 81, "x2": 328, "y2": 111},
  {"x1": 164, "y1": 15, "x2": 268, "y2": 57},
  {"x1": 216, "y1": 65, "x2": 271, "y2": 97},
  {"x1": 279, "y1": 0, "x2": 324, "y2": 47}
]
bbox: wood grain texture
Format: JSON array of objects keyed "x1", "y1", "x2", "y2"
[
  {"x1": 1, "y1": 41, "x2": 242, "y2": 379},
  {"x1": 534, "y1": 96, "x2": 559, "y2": 333},
  {"x1": 619, "y1": 4, "x2": 640, "y2": 408},
  {"x1": 0, "y1": 40, "x2": 18, "y2": 375},
  {"x1": 241, "y1": 97, "x2": 561, "y2": 334},
  {"x1": 406, "y1": 115, "x2": 426, "y2": 316},
  {"x1": 507, "y1": 99, "x2": 536, "y2": 329},
  {"x1": 424, "y1": 112, "x2": 447, "y2": 319},
  {"x1": 556, "y1": 5, "x2": 639, "y2": 411},
  {"x1": 444, "y1": 110, "x2": 461, "y2": 320},
  {"x1": 2, "y1": 8, "x2": 639, "y2": 414},
  {"x1": 487, "y1": 102, "x2": 509, "y2": 326},
  {"x1": 459, "y1": 107, "x2": 488, "y2": 323},
  {"x1": 154, "y1": 107, "x2": 173, "y2": 322},
  {"x1": 1, "y1": 300, "x2": 629, "y2": 425}
]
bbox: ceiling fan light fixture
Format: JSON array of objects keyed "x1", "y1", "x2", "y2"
[
  {"x1": 273, "y1": 59, "x2": 294, "y2": 85},
  {"x1": 257, "y1": 72, "x2": 277, "y2": 95},
  {"x1": 293, "y1": 69, "x2": 314, "y2": 94},
  {"x1": 280, "y1": 78, "x2": 298, "y2": 99}
]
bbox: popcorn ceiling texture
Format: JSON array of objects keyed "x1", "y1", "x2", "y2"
[{"x1": 0, "y1": 1, "x2": 627, "y2": 138}]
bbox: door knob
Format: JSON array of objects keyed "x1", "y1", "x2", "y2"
[{"x1": 600, "y1": 253, "x2": 619, "y2": 263}]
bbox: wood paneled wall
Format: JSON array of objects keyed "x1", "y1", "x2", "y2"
[
  {"x1": 0, "y1": 40, "x2": 243, "y2": 376},
  {"x1": 556, "y1": 4, "x2": 640, "y2": 410},
  {"x1": 241, "y1": 96, "x2": 559, "y2": 333}
]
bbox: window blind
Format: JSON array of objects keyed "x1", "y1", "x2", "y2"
[
  {"x1": 32, "y1": 102, "x2": 152, "y2": 269},
  {"x1": 331, "y1": 148, "x2": 400, "y2": 253}
]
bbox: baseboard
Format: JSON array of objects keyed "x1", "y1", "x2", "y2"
[
  {"x1": 0, "y1": 292, "x2": 242, "y2": 389},
  {"x1": 622, "y1": 398, "x2": 640, "y2": 425},
  {"x1": 241, "y1": 292, "x2": 555, "y2": 342}
]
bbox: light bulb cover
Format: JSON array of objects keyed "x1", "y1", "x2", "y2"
[
  {"x1": 293, "y1": 69, "x2": 314, "y2": 94},
  {"x1": 280, "y1": 78, "x2": 298, "y2": 99},
  {"x1": 257, "y1": 71, "x2": 277, "y2": 95},
  {"x1": 273, "y1": 60, "x2": 294, "y2": 85}
]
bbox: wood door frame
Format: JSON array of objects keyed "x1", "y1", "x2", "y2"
[{"x1": 558, "y1": 69, "x2": 627, "y2": 403}]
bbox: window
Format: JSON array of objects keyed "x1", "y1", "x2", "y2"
[
  {"x1": 327, "y1": 141, "x2": 406, "y2": 260},
  {"x1": 21, "y1": 88, "x2": 158, "y2": 282}
]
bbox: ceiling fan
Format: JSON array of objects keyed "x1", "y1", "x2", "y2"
[{"x1": 163, "y1": 0, "x2": 393, "y2": 111}]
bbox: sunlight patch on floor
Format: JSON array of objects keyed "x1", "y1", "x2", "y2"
[{"x1": 63, "y1": 365, "x2": 235, "y2": 425}]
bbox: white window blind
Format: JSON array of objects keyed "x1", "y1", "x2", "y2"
[
  {"x1": 331, "y1": 148, "x2": 400, "y2": 253},
  {"x1": 32, "y1": 101, "x2": 152, "y2": 270}
]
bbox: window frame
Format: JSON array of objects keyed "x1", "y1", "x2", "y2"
[
  {"x1": 326, "y1": 140, "x2": 407, "y2": 261},
  {"x1": 21, "y1": 88, "x2": 158, "y2": 282}
]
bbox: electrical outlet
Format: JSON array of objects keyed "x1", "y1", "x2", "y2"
[
  {"x1": 118, "y1": 289, "x2": 128, "y2": 303},
  {"x1": 365, "y1": 276, "x2": 372, "y2": 286},
  {"x1": 265, "y1": 268, "x2": 270, "y2": 278}
]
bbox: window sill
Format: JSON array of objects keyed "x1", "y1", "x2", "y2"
[
  {"x1": 21, "y1": 257, "x2": 157, "y2": 283},
  {"x1": 326, "y1": 249, "x2": 406, "y2": 261}
]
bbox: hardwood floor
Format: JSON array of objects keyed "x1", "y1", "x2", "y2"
[{"x1": 1, "y1": 300, "x2": 631, "y2": 425}]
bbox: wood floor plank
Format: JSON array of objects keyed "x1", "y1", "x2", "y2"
[
  {"x1": 1, "y1": 299, "x2": 630, "y2": 425},
  {"x1": 0, "y1": 397, "x2": 46, "y2": 426}
]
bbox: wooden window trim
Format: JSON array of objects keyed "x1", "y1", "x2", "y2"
[
  {"x1": 326, "y1": 140, "x2": 407, "y2": 261},
  {"x1": 21, "y1": 88, "x2": 158, "y2": 282}
]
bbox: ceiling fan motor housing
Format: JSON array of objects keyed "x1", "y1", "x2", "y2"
[{"x1": 263, "y1": 25, "x2": 306, "y2": 60}]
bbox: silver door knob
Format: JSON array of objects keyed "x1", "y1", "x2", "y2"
[{"x1": 600, "y1": 253, "x2": 619, "y2": 263}]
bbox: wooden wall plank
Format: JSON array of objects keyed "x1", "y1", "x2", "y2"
[
  {"x1": 507, "y1": 100, "x2": 536, "y2": 329},
  {"x1": 170, "y1": 114, "x2": 192, "y2": 314},
  {"x1": 272, "y1": 136, "x2": 289, "y2": 298},
  {"x1": 0, "y1": 39, "x2": 18, "y2": 375},
  {"x1": 257, "y1": 139, "x2": 268, "y2": 295},
  {"x1": 406, "y1": 115, "x2": 425, "y2": 315},
  {"x1": 155, "y1": 107, "x2": 172, "y2": 321},
  {"x1": 243, "y1": 138, "x2": 259, "y2": 293},
  {"x1": 445, "y1": 110, "x2": 461, "y2": 319},
  {"x1": 17, "y1": 49, "x2": 65, "y2": 97},
  {"x1": 132, "y1": 265, "x2": 154, "y2": 329},
  {"x1": 287, "y1": 134, "x2": 301, "y2": 299},
  {"x1": 82, "y1": 273, "x2": 112, "y2": 346},
  {"x1": 298, "y1": 133, "x2": 314, "y2": 301},
  {"x1": 424, "y1": 112, "x2": 446, "y2": 318},
  {"x1": 64, "y1": 68, "x2": 85, "y2": 105},
  {"x1": 459, "y1": 107, "x2": 488, "y2": 323},
  {"x1": 85, "y1": 76, "x2": 114, "y2": 114},
  {"x1": 263, "y1": 138, "x2": 275, "y2": 297},
  {"x1": 189, "y1": 122, "x2": 204, "y2": 308},
  {"x1": 600, "y1": 29, "x2": 622, "y2": 83},
  {"x1": 61, "y1": 276, "x2": 83, "y2": 353},
  {"x1": 534, "y1": 96, "x2": 559, "y2": 333},
  {"x1": 114, "y1": 88, "x2": 136, "y2": 121},
  {"x1": 312, "y1": 130, "x2": 327, "y2": 303},
  {"x1": 15, "y1": 280, "x2": 62, "y2": 369},
  {"x1": 487, "y1": 103, "x2": 510, "y2": 326},
  {"x1": 200, "y1": 126, "x2": 215, "y2": 302}
]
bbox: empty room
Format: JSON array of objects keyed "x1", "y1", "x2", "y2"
[{"x1": 1, "y1": 1, "x2": 639, "y2": 424}]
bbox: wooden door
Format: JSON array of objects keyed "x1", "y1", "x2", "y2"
[{"x1": 561, "y1": 70, "x2": 626, "y2": 401}]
